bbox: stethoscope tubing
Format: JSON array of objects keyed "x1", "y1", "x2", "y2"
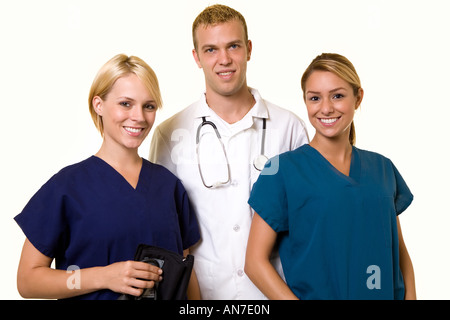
[{"x1": 195, "y1": 117, "x2": 268, "y2": 188}]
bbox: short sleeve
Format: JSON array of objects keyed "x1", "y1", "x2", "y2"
[
  {"x1": 174, "y1": 179, "x2": 200, "y2": 249},
  {"x1": 14, "y1": 175, "x2": 68, "y2": 258},
  {"x1": 391, "y1": 162, "x2": 414, "y2": 215},
  {"x1": 248, "y1": 158, "x2": 289, "y2": 232}
]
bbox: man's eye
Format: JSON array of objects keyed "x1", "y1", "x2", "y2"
[{"x1": 205, "y1": 48, "x2": 215, "y2": 53}]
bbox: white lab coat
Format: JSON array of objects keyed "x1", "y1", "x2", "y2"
[{"x1": 149, "y1": 88, "x2": 309, "y2": 299}]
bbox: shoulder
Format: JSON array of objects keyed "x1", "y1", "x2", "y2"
[
  {"x1": 354, "y1": 147, "x2": 393, "y2": 166},
  {"x1": 279, "y1": 144, "x2": 312, "y2": 160},
  {"x1": 143, "y1": 158, "x2": 175, "y2": 176},
  {"x1": 264, "y1": 100, "x2": 306, "y2": 124},
  {"x1": 353, "y1": 147, "x2": 404, "y2": 179},
  {"x1": 142, "y1": 158, "x2": 183, "y2": 184},
  {"x1": 262, "y1": 99, "x2": 309, "y2": 143},
  {"x1": 251, "y1": 88, "x2": 305, "y2": 125},
  {"x1": 47, "y1": 156, "x2": 97, "y2": 186},
  {"x1": 18, "y1": 157, "x2": 96, "y2": 212},
  {"x1": 155, "y1": 101, "x2": 199, "y2": 135},
  {"x1": 264, "y1": 144, "x2": 311, "y2": 173}
]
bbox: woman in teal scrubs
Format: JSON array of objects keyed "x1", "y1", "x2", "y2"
[{"x1": 245, "y1": 53, "x2": 416, "y2": 300}]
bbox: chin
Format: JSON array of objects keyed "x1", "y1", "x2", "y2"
[{"x1": 122, "y1": 140, "x2": 144, "y2": 150}]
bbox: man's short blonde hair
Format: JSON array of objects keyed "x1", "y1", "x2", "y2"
[{"x1": 192, "y1": 4, "x2": 248, "y2": 50}]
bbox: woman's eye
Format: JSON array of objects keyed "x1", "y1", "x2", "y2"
[
  {"x1": 333, "y1": 93, "x2": 344, "y2": 99},
  {"x1": 119, "y1": 101, "x2": 131, "y2": 107},
  {"x1": 309, "y1": 96, "x2": 319, "y2": 101},
  {"x1": 145, "y1": 104, "x2": 156, "y2": 110}
]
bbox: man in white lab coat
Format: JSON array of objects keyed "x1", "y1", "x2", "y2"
[{"x1": 149, "y1": 4, "x2": 309, "y2": 299}]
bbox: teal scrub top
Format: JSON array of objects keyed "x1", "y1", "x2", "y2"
[{"x1": 248, "y1": 145, "x2": 413, "y2": 300}]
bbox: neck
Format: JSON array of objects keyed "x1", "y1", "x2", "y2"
[
  {"x1": 95, "y1": 140, "x2": 141, "y2": 171},
  {"x1": 310, "y1": 135, "x2": 353, "y2": 175},
  {"x1": 205, "y1": 86, "x2": 255, "y2": 124}
]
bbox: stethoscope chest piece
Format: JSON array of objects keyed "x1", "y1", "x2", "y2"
[{"x1": 253, "y1": 154, "x2": 269, "y2": 171}]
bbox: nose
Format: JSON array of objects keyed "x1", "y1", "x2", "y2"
[
  {"x1": 218, "y1": 49, "x2": 231, "y2": 65},
  {"x1": 130, "y1": 105, "x2": 145, "y2": 122},
  {"x1": 321, "y1": 99, "x2": 334, "y2": 115}
]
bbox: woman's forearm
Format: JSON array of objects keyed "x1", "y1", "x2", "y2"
[
  {"x1": 18, "y1": 265, "x2": 103, "y2": 299},
  {"x1": 396, "y1": 217, "x2": 416, "y2": 300},
  {"x1": 245, "y1": 258, "x2": 298, "y2": 300},
  {"x1": 17, "y1": 239, "x2": 161, "y2": 299},
  {"x1": 245, "y1": 213, "x2": 298, "y2": 300}
]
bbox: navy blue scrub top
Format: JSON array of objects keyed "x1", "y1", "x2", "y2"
[
  {"x1": 248, "y1": 145, "x2": 413, "y2": 300},
  {"x1": 15, "y1": 156, "x2": 200, "y2": 300}
]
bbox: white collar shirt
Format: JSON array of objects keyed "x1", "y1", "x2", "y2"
[{"x1": 149, "y1": 88, "x2": 309, "y2": 299}]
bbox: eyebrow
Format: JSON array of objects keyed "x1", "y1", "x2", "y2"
[
  {"x1": 200, "y1": 39, "x2": 244, "y2": 50},
  {"x1": 118, "y1": 96, "x2": 136, "y2": 101},
  {"x1": 306, "y1": 87, "x2": 348, "y2": 95},
  {"x1": 118, "y1": 96, "x2": 156, "y2": 104}
]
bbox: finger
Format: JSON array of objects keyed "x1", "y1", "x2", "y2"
[
  {"x1": 124, "y1": 286, "x2": 144, "y2": 297},
  {"x1": 129, "y1": 278, "x2": 156, "y2": 291},
  {"x1": 133, "y1": 269, "x2": 163, "y2": 282},
  {"x1": 133, "y1": 261, "x2": 163, "y2": 275}
]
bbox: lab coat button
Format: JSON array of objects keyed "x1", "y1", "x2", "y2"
[
  {"x1": 237, "y1": 269, "x2": 244, "y2": 277},
  {"x1": 233, "y1": 224, "x2": 240, "y2": 232},
  {"x1": 230, "y1": 179, "x2": 238, "y2": 186}
]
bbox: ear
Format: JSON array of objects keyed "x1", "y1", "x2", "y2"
[
  {"x1": 92, "y1": 96, "x2": 104, "y2": 116},
  {"x1": 355, "y1": 88, "x2": 364, "y2": 110},
  {"x1": 192, "y1": 49, "x2": 202, "y2": 69},
  {"x1": 246, "y1": 40, "x2": 253, "y2": 61}
]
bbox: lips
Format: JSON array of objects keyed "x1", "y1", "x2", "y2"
[
  {"x1": 123, "y1": 126, "x2": 145, "y2": 136},
  {"x1": 319, "y1": 117, "x2": 340, "y2": 126},
  {"x1": 216, "y1": 70, "x2": 235, "y2": 78}
]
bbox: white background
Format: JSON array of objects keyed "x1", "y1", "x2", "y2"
[{"x1": 1, "y1": 0, "x2": 449, "y2": 299}]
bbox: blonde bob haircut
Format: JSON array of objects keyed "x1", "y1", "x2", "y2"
[
  {"x1": 192, "y1": 4, "x2": 248, "y2": 50},
  {"x1": 88, "y1": 54, "x2": 162, "y2": 136},
  {"x1": 301, "y1": 53, "x2": 362, "y2": 146}
]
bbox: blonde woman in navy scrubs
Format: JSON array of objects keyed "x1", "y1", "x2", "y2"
[
  {"x1": 245, "y1": 53, "x2": 416, "y2": 300},
  {"x1": 14, "y1": 54, "x2": 200, "y2": 300}
]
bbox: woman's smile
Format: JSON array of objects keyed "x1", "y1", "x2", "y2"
[
  {"x1": 319, "y1": 117, "x2": 340, "y2": 126},
  {"x1": 123, "y1": 126, "x2": 145, "y2": 136}
]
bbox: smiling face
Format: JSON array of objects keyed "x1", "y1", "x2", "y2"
[
  {"x1": 192, "y1": 19, "x2": 252, "y2": 99},
  {"x1": 93, "y1": 73, "x2": 157, "y2": 152},
  {"x1": 304, "y1": 70, "x2": 363, "y2": 144}
]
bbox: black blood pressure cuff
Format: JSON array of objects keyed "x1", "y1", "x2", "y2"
[{"x1": 117, "y1": 244, "x2": 194, "y2": 300}]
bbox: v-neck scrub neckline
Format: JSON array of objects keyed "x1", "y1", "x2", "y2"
[
  {"x1": 91, "y1": 156, "x2": 145, "y2": 191},
  {"x1": 303, "y1": 144, "x2": 361, "y2": 186}
]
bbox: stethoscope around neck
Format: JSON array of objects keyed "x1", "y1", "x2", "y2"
[{"x1": 196, "y1": 116, "x2": 268, "y2": 188}]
